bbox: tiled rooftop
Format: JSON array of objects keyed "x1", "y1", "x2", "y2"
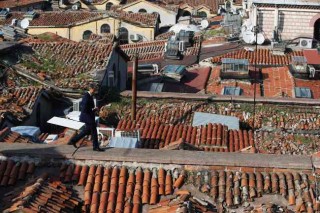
[
  {"x1": 121, "y1": 40, "x2": 166, "y2": 61},
  {"x1": 295, "y1": 78, "x2": 320, "y2": 99},
  {"x1": 206, "y1": 66, "x2": 261, "y2": 97},
  {"x1": 57, "y1": 162, "x2": 317, "y2": 212},
  {"x1": 0, "y1": 86, "x2": 42, "y2": 122},
  {"x1": 211, "y1": 49, "x2": 304, "y2": 66},
  {"x1": 59, "y1": 164, "x2": 185, "y2": 212},
  {"x1": 0, "y1": 11, "x2": 158, "y2": 27},
  {"x1": 116, "y1": 119, "x2": 254, "y2": 152},
  {"x1": 155, "y1": 31, "x2": 175, "y2": 40},
  {"x1": 3, "y1": 174, "x2": 82, "y2": 212},
  {"x1": 0, "y1": 159, "x2": 35, "y2": 187},
  {"x1": 22, "y1": 41, "x2": 113, "y2": 89},
  {"x1": 262, "y1": 66, "x2": 295, "y2": 98},
  {"x1": 0, "y1": 0, "x2": 45, "y2": 8},
  {"x1": 87, "y1": 33, "x2": 115, "y2": 44},
  {"x1": 121, "y1": 35, "x2": 201, "y2": 62},
  {"x1": 303, "y1": 49, "x2": 320, "y2": 65}
]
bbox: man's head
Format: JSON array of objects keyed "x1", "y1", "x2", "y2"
[{"x1": 88, "y1": 83, "x2": 98, "y2": 95}]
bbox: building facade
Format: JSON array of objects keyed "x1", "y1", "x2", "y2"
[
  {"x1": 246, "y1": 0, "x2": 320, "y2": 41},
  {"x1": 0, "y1": 11, "x2": 158, "y2": 43}
]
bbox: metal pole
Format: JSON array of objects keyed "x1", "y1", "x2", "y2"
[
  {"x1": 253, "y1": 12, "x2": 258, "y2": 143},
  {"x1": 131, "y1": 53, "x2": 138, "y2": 121}
]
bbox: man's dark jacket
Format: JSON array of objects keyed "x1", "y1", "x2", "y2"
[{"x1": 79, "y1": 92, "x2": 95, "y2": 125}]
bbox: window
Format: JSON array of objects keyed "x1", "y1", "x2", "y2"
[
  {"x1": 100, "y1": 24, "x2": 110, "y2": 33},
  {"x1": 197, "y1": 11, "x2": 207, "y2": 18},
  {"x1": 118, "y1": 27, "x2": 129, "y2": 44},
  {"x1": 106, "y1": 2, "x2": 113, "y2": 10},
  {"x1": 82, "y1": 30, "x2": 92, "y2": 40},
  {"x1": 222, "y1": 87, "x2": 241, "y2": 96},
  {"x1": 108, "y1": 70, "x2": 114, "y2": 87},
  {"x1": 294, "y1": 87, "x2": 312, "y2": 98},
  {"x1": 138, "y1": 8, "x2": 147, "y2": 13}
]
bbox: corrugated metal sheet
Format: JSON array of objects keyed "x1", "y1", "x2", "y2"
[{"x1": 192, "y1": 112, "x2": 240, "y2": 130}]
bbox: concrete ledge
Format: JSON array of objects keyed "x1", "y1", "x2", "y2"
[
  {"x1": 0, "y1": 143, "x2": 313, "y2": 170},
  {"x1": 120, "y1": 90, "x2": 320, "y2": 106}
]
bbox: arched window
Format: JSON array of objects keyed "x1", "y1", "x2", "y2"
[
  {"x1": 82, "y1": 30, "x2": 92, "y2": 40},
  {"x1": 152, "y1": 12, "x2": 161, "y2": 23},
  {"x1": 118, "y1": 27, "x2": 128, "y2": 44},
  {"x1": 106, "y1": 2, "x2": 113, "y2": 10},
  {"x1": 182, "y1": 10, "x2": 191, "y2": 17},
  {"x1": 138, "y1": 8, "x2": 147, "y2": 13},
  {"x1": 314, "y1": 18, "x2": 320, "y2": 41},
  {"x1": 197, "y1": 11, "x2": 207, "y2": 18},
  {"x1": 101, "y1": 24, "x2": 110, "y2": 33}
]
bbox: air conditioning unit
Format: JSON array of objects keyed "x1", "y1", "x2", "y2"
[
  {"x1": 72, "y1": 4, "x2": 79, "y2": 10},
  {"x1": 178, "y1": 41, "x2": 186, "y2": 51},
  {"x1": 299, "y1": 39, "x2": 312, "y2": 49},
  {"x1": 308, "y1": 65, "x2": 316, "y2": 78},
  {"x1": 130, "y1": 34, "x2": 142, "y2": 43},
  {"x1": 72, "y1": 98, "x2": 82, "y2": 111}
]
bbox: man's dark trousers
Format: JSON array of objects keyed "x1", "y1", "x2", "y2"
[
  {"x1": 70, "y1": 123, "x2": 99, "y2": 148},
  {"x1": 70, "y1": 92, "x2": 99, "y2": 149}
]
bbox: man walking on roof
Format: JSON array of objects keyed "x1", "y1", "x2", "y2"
[{"x1": 68, "y1": 83, "x2": 104, "y2": 152}]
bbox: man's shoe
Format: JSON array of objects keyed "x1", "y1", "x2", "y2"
[
  {"x1": 93, "y1": 147, "x2": 104, "y2": 152},
  {"x1": 67, "y1": 140, "x2": 77, "y2": 148}
]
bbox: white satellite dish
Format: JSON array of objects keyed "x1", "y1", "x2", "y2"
[
  {"x1": 256, "y1": 33, "x2": 265, "y2": 45},
  {"x1": 19, "y1": 18, "x2": 29, "y2": 29},
  {"x1": 11, "y1": 18, "x2": 17, "y2": 26},
  {"x1": 242, "y1": 31, "x2": 255, "y2": 44},
  {"x1": 200, "y1": 19, "x2": 209, "y2": 29}
]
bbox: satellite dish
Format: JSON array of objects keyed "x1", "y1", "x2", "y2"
[
  {"x1": 200, "y1": 20, "x2": 209, "y2": 29},
  {"x1": 19, "y1": 18, "x2": 30, "y2": 29},
  {"x1": 256, "y1": 33, "x2": 265, "y2": 45},
  {"x1": 242, "y1": 31, "x2": 255, "y2": 44}
]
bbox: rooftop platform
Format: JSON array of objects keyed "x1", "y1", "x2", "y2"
[{"x1": 0, "y1": 143, "x2": 314, "y2": 171}]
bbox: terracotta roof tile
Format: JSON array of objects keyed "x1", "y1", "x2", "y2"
[
  {"x1": 0, "y1": 160, "x2": 36, "y2": 187},
  {"x1": 212, "y1": 49, "x2": 303, "y2": 66},
  {"x1": 294, "y1": 78, "x2": 320, "y2": 99},
  {"x1": 0, "y1": 0, "x2": 45, "y2": 8},
  {"x1": 4, "y1": 174, "x2": 81, "y2": 212},
  {"x1": 0, "y1": 11, "x2": 158, "y2": 27},
  {"x1": 262, "y1": 66, "x2": 294, "y2": 98},
  {"x1": 303, "y1": 49, "x2": 320, "y2": 65},
  {"x1": 22, "y1": 41, "x2": 113, "y2": 89},
  {"x1": 117, "y1": 119, "x2": 254, "y2": 152},
  {"x1": 0, "y1": 86, "x2": 42, "y2": 122}
]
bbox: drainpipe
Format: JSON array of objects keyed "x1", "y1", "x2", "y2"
[
  {"x1": 131, "y1": 53, "x2": 138, "y2": 121},
  {"x1": 68, "y1": 26, "x2": 71, "y2": 40}
]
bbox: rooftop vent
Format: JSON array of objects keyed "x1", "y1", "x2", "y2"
[
  {"x1": 291, "y1": 56, "x2": 307, "y2": 73},
  {"x1": 23, "y1": 11, "x2": 37, "y2": 20},
  {"x1": 0, "y1": 9, "x2": 10, "y2": 20},
  {"x1": 221, "y1": 58, "x2": 249, "y2": 79},
  {"x1": 294, "y1": 87, "x2": 312, "y2": 98},
  {"x1": 222, "y1": 86, "x2": 242, "y2": 96}
]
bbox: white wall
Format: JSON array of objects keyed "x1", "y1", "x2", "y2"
[
  {"x1": 122, "y1": 2, "x2": 177, "y2": 28},
  {"x1": 251, "y1": 7, "x2": 318, "y2": 40}
]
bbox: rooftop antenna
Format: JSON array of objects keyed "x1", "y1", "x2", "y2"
[{"x1": 130, "y1": 33, "x2": 142, "y2": 121}]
